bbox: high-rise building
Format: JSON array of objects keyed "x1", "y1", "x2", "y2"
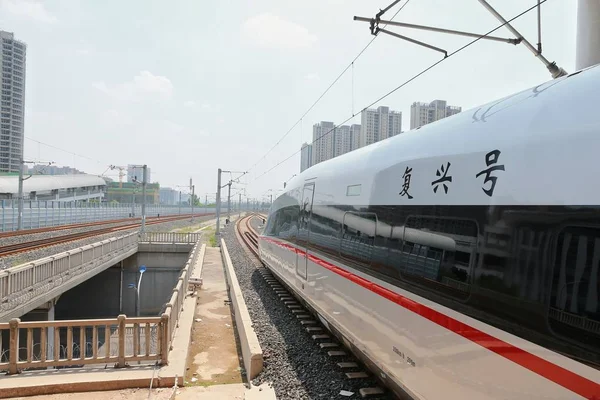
[
  {"x1": 28, "y1": 164, "x2": 83, "y2": 175},
  {"x1": 159, "y1": 187, "x2": 178, "y2": 205},
  {"x1": 300, "y1": 143, "x2": 312, "y2": 172},
  {"x1": 312, "y1": 121, "x2": 335, "y2": 166},
  {"x1": 127, "y1": 164, "x2": 152, "y2": 183},
  {"x1": 307, "y1": 122, "x2": 363, "y2": 168},
  {"x1": 350, "y1": 124, "x2": 361, "y2": 151},
  {"x1": 359, "y1": 106, "x2": 402, "y2": 148},
  {"x1": 0, "y1": 31, "x2": 26, "y2": 173},
  {"x1": 410, "y1": 99, "x2": 462, "y2": 129}
]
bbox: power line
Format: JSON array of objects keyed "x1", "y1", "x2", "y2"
[
  {"x1": 251, "y1": 0, "x2": 549, "y2": 182},
  {"x1": 246, "y1": 0, "x2": 413, "y2": 174},
  {"x1": 25, "y1": 136, "x2": 106, "y2": 165}
]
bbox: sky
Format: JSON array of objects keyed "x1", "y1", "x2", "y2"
[{"x1": 0, "y1": 0, "x2": 576, "y2": 203}]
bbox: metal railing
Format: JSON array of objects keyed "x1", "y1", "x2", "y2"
[
  {"x1": 0, "y1": 315, "x2": 168, "y2": 373},
  {"x1": 0, "y1": 233, "x2": 138, "y2": 319},
  {"x1": 140, "y1": 232, "x2": 203, "y2": 244}
]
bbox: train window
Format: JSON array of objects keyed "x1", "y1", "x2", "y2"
[
  {"x1": 476, "y1": 226, "x2": 552, "y2": 304},
  {"x1": 346, "y1": 184, "x2": 361, "y2": 196},
  {"x1": 549, "y1": 226, "x2": 600, "y2": 346},
  {"x1": 340, "y1": 211, "x2": 376, "y2": 266},
  {"x1": 396, "y1": 216, "x2": 478, "y2": 300},
  {"x1": 264, "y1": 193, "x2": 300, "y2": 242},
  {"x1": 308, "y1": 205, "x2": 341, "y2": 258},
  {"x1": 297, "y1": 184, "x2": 314, "y2": 247}
]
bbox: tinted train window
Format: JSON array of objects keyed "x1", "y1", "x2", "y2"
[
  {"x1": 309, "y1": 205, "x2": 341, "y2": 258},
  {"x1": 264, "y1": 194, "x2": 299, "y2": 242},
  {"x1": 549, "y1": 227, "x2": 600, "y2": 346},
  {"x1": 340, "y1": 212, "x2": 376, "y2": 266},
  {"x1": 476, "y1": 226, "x2": 551, "y2": 304},
  {"x1": 397, "y1": 216, "x2": 478, "y2": 300}
]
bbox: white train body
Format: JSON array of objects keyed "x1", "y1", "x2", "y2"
[{"x1": 259, "y1": 64, "x2": 600, "y2": 399}]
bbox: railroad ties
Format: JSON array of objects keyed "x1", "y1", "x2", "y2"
[
  {"x1": 256, "y1": 262, "x2": 386, "y2": 399},
  {"x1": 238, "y1": 213, "x2": 387, "y2": 398}
]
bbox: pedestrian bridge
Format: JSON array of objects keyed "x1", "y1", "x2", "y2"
[
  {"x1": 0, "y1": 232, "x2": 203, "y2": 322},
  {"x1": 0, "y1": 232, "x2": 206, "y2": 377}
]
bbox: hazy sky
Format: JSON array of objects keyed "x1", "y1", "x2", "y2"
[{"x1": 0, "y1": 0, "x2": 576, "y2": 202}]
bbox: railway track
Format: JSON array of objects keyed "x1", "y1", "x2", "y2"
[
  {"x1": 237, "y1": 213, "x2": 260, "y2": 257},
  {"x1": 0, "y1": 214, "x2": 203, "y2": 238},
  {"x1": 0, "y1": 214, "x2": 199, "y2": 257},
  {"x1": 235, "y1": 214, "x2": 389, "y2": 399}
]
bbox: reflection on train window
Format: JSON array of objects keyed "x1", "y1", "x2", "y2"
[
  {"x1": 340, "y1": 212, "x2": 376, "y2": 266},
  {"x1": 308, "y1": 205, "x2": 341, "y2": 257},
  {"x1": 549, "y1": 227, "x2": 600, "y2": 345},
  {"x1": 476, "y1": 226, "x2": 552, "y2": 303},
  {"x1": 264, "y1": 194, "x2": 300, "y2": 242},
  {"x1": 397, "y1": 216, "x2": 478, "y2": 300}
]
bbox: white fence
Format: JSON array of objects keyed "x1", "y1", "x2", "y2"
[{"x1": 0, "y1": 200, "x2": 221, "y2": 232}]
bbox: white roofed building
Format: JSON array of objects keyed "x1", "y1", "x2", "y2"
[{"x1": 0, "y1": 174, "x2": 107, "y2": 202}]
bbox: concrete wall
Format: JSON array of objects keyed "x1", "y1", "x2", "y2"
[{"x1": 55, "y1": 249, "x2": 188, "y2": 319}]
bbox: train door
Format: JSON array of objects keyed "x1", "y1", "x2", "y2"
[{"x1": 296, "y1": 183, "x2": 315, "y2": 279}]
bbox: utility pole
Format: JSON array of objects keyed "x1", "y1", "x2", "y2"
[
  {"x1": 216, "y1": 169, "x2": 247, "y2": 236},
  {"x1": 17, "y1": 159, "x2": 25, "y2": 230},
  {"x1": 227, "y1": 182, "x2": 232, "y2": 222},
  {"x1": 178, "y1": 191, "x2": 182, "y2": 215},
  {"x1": 238, "y1": 192, "x2": 242, "y2": 219},
  {"x1": 216, "y1": 168, "x2": 222, "y2": 236},
  {"x1": 141, "y1": 165, "x2": 147, "y2": 234},
  {"x1": 17, "y1": 159, "x2": 53, "y2": 230},
  {"x1": 131, "y1": 187, "x2": 136, "y2": 217},
  {"x1": 191, "y1": 184, "x2": 195, "y2": 222}
]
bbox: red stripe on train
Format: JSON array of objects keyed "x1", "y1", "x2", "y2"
[{"x1": 260, "y1": 237, "x2": 600, "y2": 399}]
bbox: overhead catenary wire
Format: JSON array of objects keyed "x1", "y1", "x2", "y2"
[
  {"x1": 25, "y1": 136, "x2": 106, "y2": 165},
  {"x1": 246, "y1": 0, "x2": 412, "y2": 174},
  {"x1": 251, "y1": 0, "x2": 550, "y2": 183}
]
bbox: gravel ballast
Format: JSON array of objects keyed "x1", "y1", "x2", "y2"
[
  {"x1": 222, "y1": 223, "x2": 393, "y2": 400},
  {"x1": 0, "y1": 215, "x2": 215, "y2": 270}
]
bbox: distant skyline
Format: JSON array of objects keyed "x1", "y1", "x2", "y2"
[{"x1": 0, "y1": 0, "x2": 577, "y2": 201}]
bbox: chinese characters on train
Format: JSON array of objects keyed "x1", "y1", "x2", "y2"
[{"x1": 399, "y1": 150, "x2": 505, "y2": 199}]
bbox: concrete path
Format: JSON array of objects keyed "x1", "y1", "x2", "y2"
[{"x1": 185, "y1": 247, "x2": 244, "y2": 386}]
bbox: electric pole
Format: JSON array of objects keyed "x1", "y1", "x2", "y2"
[
  {"x1": 191, "y1": 184, "x2": 195, "y2": 222},
  {"x1": 17, "y1": 159, "x2": 25, "y2": 230},
  {"x1": 216, "y1": 168, "x2": 222, "y2": 235},
  {"x1": 227, "y1": 181, "x2": 232, "y2": 222},
  {"x1": 17, "y1": 159, "x2": 53, "y2": 230},
  {"x1": 216, "y1": 169, "x2": 247, "y2": 236},
  {"x1": 141, "y1": 164, "x2": 147, "y2": 234},
  {"x1": 238, "y1": 192, "x2": 242, "y2": 219}
]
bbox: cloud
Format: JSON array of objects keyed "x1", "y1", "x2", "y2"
[
  {"x1": 93, "y1": 71, "x2": 173, "y2": 101},
  {"x1": 0, "y1": 0, "x2": 57, "y2": 23},
  {"x1": 183, "y1": 100, "x2": 196, "y2": 108},
  {"x1": 304, "y1": 73, "x2": 319, "y2": 81},
  {"x1": 242, "y1": 13, "x2": 317, "y2": 49}
]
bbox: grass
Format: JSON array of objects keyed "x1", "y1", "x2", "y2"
[{"x1": 208, "y1": 232, "x2": 217, "y2": 247}]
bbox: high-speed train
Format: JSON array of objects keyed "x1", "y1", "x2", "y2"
[{"x1": 259, "y1": 63, "x2": 600, "y2": 399}]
